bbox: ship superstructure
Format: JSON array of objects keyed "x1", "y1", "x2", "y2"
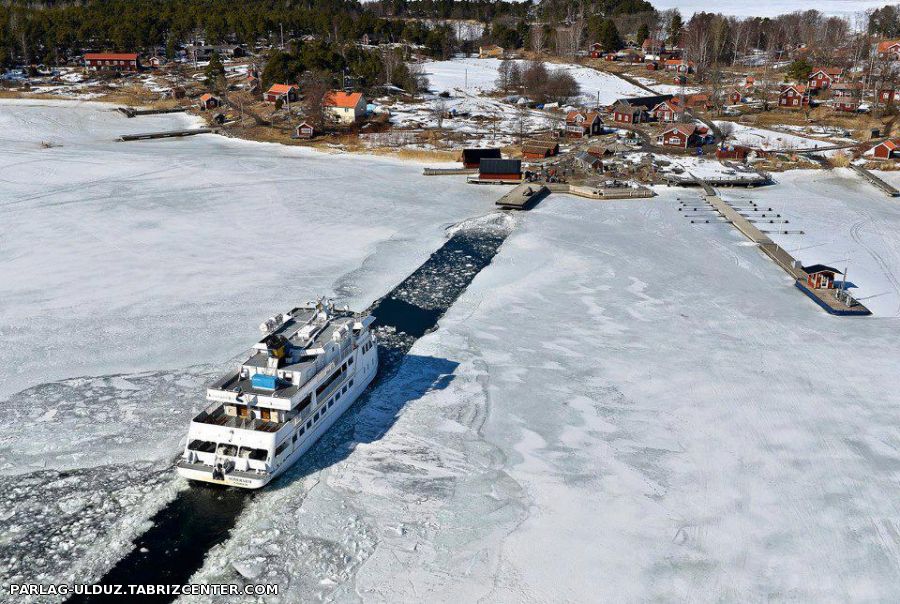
[{"x1": 176, "y1": 299, "x2": 378, "y2": 488}]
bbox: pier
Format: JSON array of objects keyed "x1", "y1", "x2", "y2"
[
  {"x1": 690, "y1": 177, "x2": 870, "y2": 316},
  {"x1": 850, "y1": 165, "x2": 900, "y2": 198},
  {"x1": 423, "y1": 167, "x2": 478, "y2": 176},
  {"x1": 117, "y1": 107, "x2": 187, "y2": 118},
  {"x1": 119, "y1": 128, "x2": 213, "y2": 141}
]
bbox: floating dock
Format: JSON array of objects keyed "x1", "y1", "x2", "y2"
[
  {"x1": 496, "y1": 183, "x2": 550, "y2": 210},
  {"x1": 119, "y1": 128, "x2": 213, "y2": 141},
  {"x1": 496, "y1": 182, "x2": 654, "y2": 210},
  {"x1": 691, "y1": 177, "x2": 870, "y2": 316}
]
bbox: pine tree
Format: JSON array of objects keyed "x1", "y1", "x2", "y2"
[
  {"x1": 637, "y1": 23, "x2": 650, "y2": 46},
  {"x1": 668, "y1": 10, "x2": 683, "y2": 47}
]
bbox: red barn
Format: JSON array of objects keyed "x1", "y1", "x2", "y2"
[
  {"x1": 807, "y1": 67, "x2": 843, "y2": 90},
  {"x1": 871, "y1": 139, "x2": 900, "y2": 159},
  {"x1": 779, "y1": 85, "x2": 809, "y2": 108},
  {"x1": 84, "y1": 53, "x2": 139, "y2": 72},
  {"x1": 658, "y1": 123, "x2": 699, "y2": 148}
]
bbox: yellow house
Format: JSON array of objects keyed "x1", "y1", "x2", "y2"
[{"x1": 478, "y1": 44, "x2": 504, "y2": 59}]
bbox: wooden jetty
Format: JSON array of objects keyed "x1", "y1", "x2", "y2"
[
  {"x1": 423, "y1": 167, "x2": 478, "y2": 176},
  {"x1": 117, "y1": 107, "x2": 187, "y2": 118},
  {"x1": 119, "y1": 128, "x2": 213, "y2": 141},
  {"x1": 667, "y1": 172, "x2": 771, "y2": 188},
  {"x1": 691, "y1": 177, "x2": 870, "y2": 316},
  {"x1": 850, "y1": 165, "x2": 900, "y2": 198}
]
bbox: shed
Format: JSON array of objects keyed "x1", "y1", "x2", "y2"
[
  {"x1": 574, "y1": 151, "x2": 603, "y2": 172},
  {"x1": 804, "y1": 265, "x2": 842, "y2": 289},
  {"x1": 198, "y1": 93, "x2": 220, "y2": 111},
  {"x1": 522, "y1": 141, "x2": 559, "y2": 160},
  {"x1": 479, "y1": 158, "x2": 522, "y2": 181},
  {"x1": 872, "y1": 139, "x2": 900, "y2": 159},
  {"x1": 460, "y1": 148, "x2": 502, "y2": 168},
  {"x1": 295, "y1": 121, "x2": 315, "y2": 139}
]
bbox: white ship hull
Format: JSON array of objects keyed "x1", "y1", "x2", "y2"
[
  {"x1": 175, "y1": 301, "x2": 379, "y2": 490},
  {"x1": 176, "y1": 355, "x2": 376, "y2": 489}
]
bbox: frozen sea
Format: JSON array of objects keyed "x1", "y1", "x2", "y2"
[{"x1": 4, "y1": 100, "x2": 900, "y2": 602}]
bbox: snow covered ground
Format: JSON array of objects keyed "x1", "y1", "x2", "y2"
[
  {"x1": 717, "y1": 121, "x2": 849, "y2": 155},
  {"x1": 388, "y1": 57, "x2": 648, "y2": 145},
  {"x1": 0, "y1": 99, "x2": 498, "y2": 593},
  {"x1": 422, "y1": 57, "x2": 647, "y2": 107},
  {"x1": 186, "y1": 180, "x2": 900, "y2": 601},
  {"x1": 7, "y1": 100, "x2": 900, "y2": 602}
]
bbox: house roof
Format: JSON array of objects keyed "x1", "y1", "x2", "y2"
[
  {"x1": 324, "y1": 91, "x2": 364, "y2": 108},
  {"x1": 877, "y1": 40, "x2": 900, "y2": 52},
  {"x1": 804, "y1": 264, "x2": 842, "y2": 275},
  {"x1": 84, "y1": 53, "x2": 138, "y2": 61},
  {"x1": 199, "y1": 93, "x2": 216, "y2": 102},
  {"x1": 565, "y1": 110, "x2": 584, "y2": 123},
  {"x1": 781, "y1": 84, "x2": 807, "y2": 94},
  {"x1": 875, "y1": 139, "x2": 900, "y2": 151},
  {"x1": 810, "y1": 67, "x2": 843, "y2": 77},
  {"x1": 460, "y1": 148, "x2": 502, "y2": 162},
  {"x1": 522, "y1": 143, "x2": 556, "y2": 156},
  {"x1": 664, "y1": 123, "x2": 697, "y2": 137},
  {"x1": 267, "y1": 83, "x2": 298, "y2": 95}
]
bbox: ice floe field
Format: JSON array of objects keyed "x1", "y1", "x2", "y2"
[{"x1": 3, "y1": 100, "x2": 900, "y2": 602}]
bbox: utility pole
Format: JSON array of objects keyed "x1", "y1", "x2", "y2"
[{"x1": 280, "y1": 24, "x2": 284, "y2": 50}]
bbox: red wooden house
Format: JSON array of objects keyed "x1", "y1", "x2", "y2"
[
  {"x1": 804, "y1": 265, "x2": 841, "y2": 289},
  {"x1": 565, "y1": 111, "x2": 602, "y2": 137},
  {"x1": 589, "y1": 43, "x2": 604, "y2": 58},
  {"x1": 198, "y1": 93, "x2": 220, "y2": 111},
  {"x1": 522, "y1": 141, "x2": 560, "y2": 159},
  {"x1": 830, "y1": 81, "x2": 862, "y2": 112},
  {"x1": 611, "y1": 101, "x2": 645, "y2": 124},
  {"x1": 779, "y1": 85, "x2": 809, "y2": 108},
  {"x1": 651, "y1": 99, "x2": 681, "y2": 122},
  {"x1": 727, "y1": 89, "x2": 743, "y2": 104},
  {"x1": 84, "y1": 52, "x2": 139, "y2": 72},
  {"x1": 878, "y1": 88, "x2": 897, "y2": 104},
  {"x1": 807, "y1": 67, "x2": 843, "y2": 90},
  {"x1": 876, "y1": 40, "x2": 900, "y2": 60},
  {"x1": 658, "y1": 124, "x2": 700, "y2": 148},
  {"x1": 664, "y1": 59, "x2": 693, "y2": 73},
  {"x1": 871, "y1": 139, "x2": 900, "y2": 159},
  {"x1": 264, "y1": 83, "x2": 300, "y2": 104},
  {"x1": 294, "y1": 122, "x2": 315, "y2": 139}
]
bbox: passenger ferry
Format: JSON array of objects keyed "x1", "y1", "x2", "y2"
[{"x1": 176, "y1": 299, "x2": 378, "y2": 489}]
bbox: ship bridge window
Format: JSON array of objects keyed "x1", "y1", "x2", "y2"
[
  {"x1": 216, "y1": 444, "x2": 239, "y2": 457},
  {"x1": 188, "y1": 439, "x2": 216, "y2": 453},
  {"x1": 239, "y1": 446, "x2": 268, "y2": 461}
]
